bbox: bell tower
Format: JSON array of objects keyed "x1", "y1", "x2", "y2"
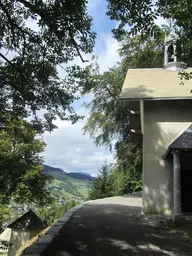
[{"x1": 164, "y1": 31, "x2": 187, "y2": 70}]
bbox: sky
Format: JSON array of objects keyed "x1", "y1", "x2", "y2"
[
  {"x1": 42, "y1": 0, "x2": 166, "y2": 176},
  {"x1": 43, "y1": 0, "x2": 120, "y2": 176}
]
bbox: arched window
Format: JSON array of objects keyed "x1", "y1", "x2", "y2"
[{"x1": 168, "y1": 44, "x2": 174, "y2": 62}]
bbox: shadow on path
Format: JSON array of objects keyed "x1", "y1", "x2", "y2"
[{"x1": 41, "y1": 203, "x2": 192, "y2": 256}]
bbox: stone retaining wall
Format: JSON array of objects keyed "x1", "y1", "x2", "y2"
[{"x1": 22, "y1": 203, "x2": 86, "y2": 256}]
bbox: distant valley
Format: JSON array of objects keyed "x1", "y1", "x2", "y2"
[{"x1": 43, "y1": 165, "x2": 94, "y2": 202}]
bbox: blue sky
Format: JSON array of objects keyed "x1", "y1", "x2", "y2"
[
  {"x1": 89, "y1": 0, "x2": 116, "y2": 52},
  {"x1": 43, "y1": 0, "x2": 120, "y2": 176},
  {"x1": 42, "y1": 0, "x2": 166, "y2": 175}
]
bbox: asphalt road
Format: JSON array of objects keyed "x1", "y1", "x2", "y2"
[{"x1": 41, "y1": 197, "x2": 192, "y2": 256}]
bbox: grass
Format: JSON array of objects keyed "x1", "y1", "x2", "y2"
[
  {"x1": 48, "y1": 177, "x2": 91, "y2": 201},
  {"x1": 77, "y1": 186, "x2": 89, "y2": 198},
  {"x1": 16, "y1": 226, "x2": 50, "y2": 256}
]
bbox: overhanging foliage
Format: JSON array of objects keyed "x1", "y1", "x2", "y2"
[{"x1": 0, "y1": 0, "x2": 95, "y2": 131}]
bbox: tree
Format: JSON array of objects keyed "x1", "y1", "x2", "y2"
[
  {"x1": 0, "y1": 195, "x2": 10, "y2": 229},
  {"x1": 89, "y1": 164, "x2": 114, "y2": 200},
  {"x1": 84, "y1": 64, "x2": 130, "y2": 151},
  {"x1": 119, "y1": 31, "x2": 164, "y2": 69},
  {"x1": 0, "y1": 114, "x2": 53, "y2": 207},
  {"x1": 84, "y1": 33, "x2": 164, "y2": 194},
  {"x1": 110, "y1": 165, "x2": 142, "y2": 195},
  {"x1": 37, "y1": 200, "x2": 78, "y2": 226},
  {"x1": 106, "y1": 0, "x2": 192, "y2": 39},
  {"x1": 84, "y1": 33, "x2": 164, "y2": 149},
  {"x1": 0, "y1": 0, "x2": 95, "y2": 131},
  {"x1": 107, "y1": 0, "x2": 192, "y2": 68}
]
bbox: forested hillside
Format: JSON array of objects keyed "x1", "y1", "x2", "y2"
[
  {"x1": 43, "y1": 165, "x2": 94, "y2": 201},
  {"x1": 1, "y1": 0, "x2": 192, "y2": 241}
]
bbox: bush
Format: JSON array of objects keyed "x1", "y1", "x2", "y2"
[{"x1": 36, "y1": 200, "x2": 78, "y2": 226}]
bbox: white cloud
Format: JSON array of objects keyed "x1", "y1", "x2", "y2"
[
  {"x1": 43, "y1": 105, "x2": 115, "y2": 176},
  {"x1": 88, "y1": 0, "x2": 101, "y2": 12},
  {"x1": 96, "y1": 33, "x2": 120, "y2": 73},
  {"x1": 42, "y1": 16, "x2": 121, "y2": 175},
  {"x1": 41, "y1": 31, "x2": 120, "y2": 175},
  {"x1": 155, "y1": 17, "x2": 167, "y2": 27},
  {"x1": 42, "y1": 34, "x2": 120, "y2": 175},
  {"x1": 26, "y1": 18, "x2": 39, "y2": 31},
  {"x1": 67, "y1": 32, "x2": 120, "y2": 73}
]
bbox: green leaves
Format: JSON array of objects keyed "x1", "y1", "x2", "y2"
[
  {"x1": 12, "y1": 165, "x2": 53, "y2": 205},
  {"x1": 0, "y1": 115, "x2": 53, "y2": 208},
  {"x1": 107, "y1": 0, "x2": 158, "y2": 40},
  {"x1": 0, "y1": 194, "x2": 10, "y2": 227},
  {"x1": 107, "y1": 0, "x2": 192, "y2": 43},
  {"x1": 0, "y1": 0, "x2": 95, "y2": 130},
  {"x1": 110, "y1": 166, "x2": 142, "y2": 195},
  {"x1": 119, "y1": 32, "x2": 164, "y2": 69},
  {"x1": 89, "y1": 164, "x2": 114, "y2": 200},
  {"x1": 89, "y1": 162, "x2": 142, "y2": 200},
  {"x1": 37, "y1": 200, "x2": 78, "y2": 226},
  {"x1": 84, "y1": 33, "x2": 166, "y2": 196},
  {"x1": 0, "y1": 0, "x2": 97, "y2": 223},
  {"x1": 84, "y1": 33, "x2": 164, "y2": 152}
]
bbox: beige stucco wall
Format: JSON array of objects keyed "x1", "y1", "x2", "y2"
[
  {"x1": 8, "y1": 229, "x2": 41, "y2": 256},
  {"x1": 142, "y1": 100, "x2": 192, "y2": 214},
  {"x1": 8, "y1": 230, "x2": 30, "y2": 256}
]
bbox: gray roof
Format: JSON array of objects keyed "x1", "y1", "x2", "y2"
[
  {"x1": 164, "y1": 125, "x2": 192, "y2": 159},
  {"x1": 8, "y1": 210, "x2": 45, "y2": 231}
]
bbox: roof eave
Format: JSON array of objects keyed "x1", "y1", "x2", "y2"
[
  {"x1": 163, "y1": 149, "x2": 170, "y2": 160},
  {"x1": 119, "y1": 96, "x2": 192, "y2": 101}
]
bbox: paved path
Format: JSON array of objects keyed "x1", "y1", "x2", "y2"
[{"x1": 41, "y1": 197, "x2": 192, "y2": 256}]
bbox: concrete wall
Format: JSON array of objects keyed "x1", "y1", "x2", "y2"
[
  {"x1": 8, "y1": 229, "x2": 41, "y2": 256},
  {"x1": 8, "y1": 230, "x2": 30, "y2": 256},
  {"x1": 142, "y1": 100, "x2": 192, "y2": 214}
]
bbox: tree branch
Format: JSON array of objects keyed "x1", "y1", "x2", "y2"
[
  {"x1": 0, "y1": 52, "x2": 12, "y2": 65},
  {"x1": 105, "y1": 85, "x2": 118, "y2": 101},
  {"x1": 18, "y1": 0, "x2": 89, "y2": 63},
  {"x1": 0, "y1": 1, "x2": 27, "y2": 58},
  {"x1": 67, "y1": 25, "x2": 89, "y2": 63},
  {"x1": 0, "y1": 71, "x2": 25, "y2": 102},
  {"x1": 0, "y1": 1, "x2": 16, "y2": 47},
  {"x1": 0, "y1": 52, "x2": 33, "y2": 101}
]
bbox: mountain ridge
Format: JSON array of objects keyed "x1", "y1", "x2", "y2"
[{"x1": 43, "y1": 165, "x2": 94, "y2": 181}]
